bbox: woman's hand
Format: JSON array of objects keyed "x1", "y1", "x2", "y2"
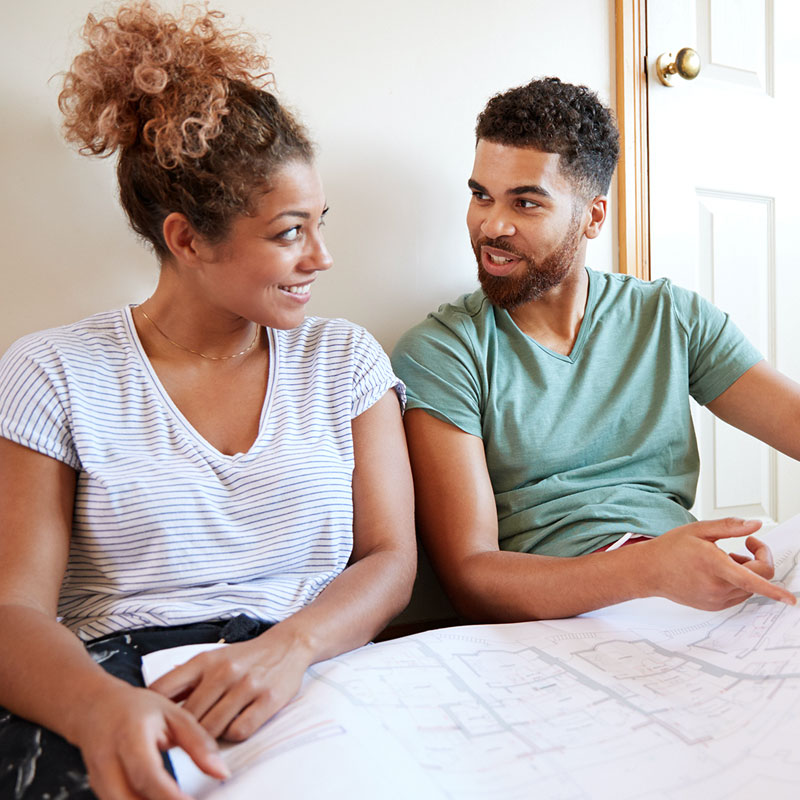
[
  {"x1": 646, "y1": 517, "x2": 797, "y2": 610},
  {"x1": 72, "y1": 682, "x2": 229, "y2": 800},
  {"x1": 149, "y1": 627, "x2": 312, "y2": 742}
]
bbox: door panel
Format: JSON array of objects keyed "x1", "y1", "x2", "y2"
[{"x1": 647, "y1": 0, "x2": 800, "y2": 526}]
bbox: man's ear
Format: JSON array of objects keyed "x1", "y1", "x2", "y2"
[
  {"x1": 583, "y1": 195, "x2": 608, "y2": 240},
  {"x1": 162, "y1": 212, "x2": 212, "y2": 264}
]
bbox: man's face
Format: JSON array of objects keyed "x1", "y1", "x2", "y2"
[{"x1": 467, "y1": 140, "x2": 587, "y2": 309}]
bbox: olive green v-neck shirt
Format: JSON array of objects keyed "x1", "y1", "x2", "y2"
[{"x1": 392, "y1": 269, "x2": 762, "y2": 557}]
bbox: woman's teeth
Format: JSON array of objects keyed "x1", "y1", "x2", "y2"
[{"x1": 281, "y1": 284, "x2": 310, "y2": 295}]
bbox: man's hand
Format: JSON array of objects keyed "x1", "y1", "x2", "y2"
[
  {"x1": 646, "y1": 518, "x2": 797, "y2": 610},
  {"x1": 149, "y1": 627, "x2": 311, "y2": 742},
  {"x1": 74, "y1": 683, "x2": 229, "y2": 800}
]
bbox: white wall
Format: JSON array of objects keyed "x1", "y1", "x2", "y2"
[{"x1": 0, "y1": 0, "x2": 615, "y2": 354}]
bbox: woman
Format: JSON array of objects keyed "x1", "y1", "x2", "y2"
[{"x1": 0, "y1": 3, "x2": 415, "y2": 798}]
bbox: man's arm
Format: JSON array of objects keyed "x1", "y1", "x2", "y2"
[
  {"x1": 404, "y1": 409, "x2": 795, "y2": 621},
  {"x1": 706, "y1": 360, "x2": 800, "y2": 459}
]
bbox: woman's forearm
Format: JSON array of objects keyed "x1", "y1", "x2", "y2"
[
  {"x1": 269, "y1": 543, "x2": 416, "y2": 666},
  {"x1": 0, "y1": 605, "x2": 128, "y2": 744}
]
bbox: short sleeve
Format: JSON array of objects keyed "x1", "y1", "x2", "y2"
[
  {"x1": 0, "y1": 335, "x2": 81, "y2": 469},
  {"x1": 670, "y1": 283, "x2": 763, "y2": 405},
  {"x1": 391, "y1": 316, "x2": 483, "y2": 438},
  {"x1": 350, "y1": 327, "x2": 406, "y2": 419}
]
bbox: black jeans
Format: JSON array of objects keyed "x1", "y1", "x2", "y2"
[{"x1": 0, "y1": 615, "x2": 271, "y2": 799}]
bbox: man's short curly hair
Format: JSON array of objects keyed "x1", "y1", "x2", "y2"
[{"x1": 476, "y1": 77, "x2": 620, "y2": 198}]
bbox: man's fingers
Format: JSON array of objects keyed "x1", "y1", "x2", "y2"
[
  {"x1": 740, "y1": 556, "x2": 775, "y2": 580},
  {"x1": 687, "y1": 517, "x2": 763, "y2": 541},
  {"x1": 721, "y1": 559, "x2": 795, "y2": 605},
  {"x1": 745, "y1": 534, "x2": 774, "y2": 565},
  {"x1": 727, "y1": 536, "x2": 775, "y2": 579}
]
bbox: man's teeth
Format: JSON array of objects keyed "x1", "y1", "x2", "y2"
[
  {"x1": 281, "y1": 284, "x2": 310, "y2": 295},
  {"x1": 488, "y1": 253, "x2": 514, "y2": 265}
]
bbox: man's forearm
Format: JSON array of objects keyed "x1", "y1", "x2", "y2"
[
  {"x1": 444, "y1": 519, "x2": 795, "y2": 621},
  {"x1": 449, "y1": 546, "x2": 652, "y2": 621}
]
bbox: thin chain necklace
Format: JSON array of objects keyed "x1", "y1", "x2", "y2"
[{"x1": 139, "y1": 308, "x2": 261, "y2": 361}]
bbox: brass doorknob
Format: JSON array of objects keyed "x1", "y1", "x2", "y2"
[{"x1": 655, "y1": 47, "x2": 701, "y2": 86}]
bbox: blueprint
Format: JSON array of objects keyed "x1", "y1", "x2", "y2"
[{"x1": 144, "y1": 517, "x2": 800, "y2": 799}]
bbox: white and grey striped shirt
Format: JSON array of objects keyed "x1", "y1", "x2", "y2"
[{"x1": 0, "y1": 308, "x2": 403, "y2": 640}]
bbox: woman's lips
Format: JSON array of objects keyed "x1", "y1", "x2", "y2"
[{"x1": 278, "y1": 282, "x2": 313, "y2": 303}]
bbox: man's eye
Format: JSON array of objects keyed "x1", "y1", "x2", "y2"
[
  {"x1": 471, "y1": 191, "x2": 490, "y2": 201},
  {"x1": 518, "y1": 199, "x2": 539, "y2": 209},
  {"x1": 277, "y1": 226, "x2": 301, "y2": 242}
]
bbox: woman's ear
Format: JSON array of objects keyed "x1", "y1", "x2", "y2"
[{"x1": 161, "y1": 212, "x2": 212, "y2": 264}]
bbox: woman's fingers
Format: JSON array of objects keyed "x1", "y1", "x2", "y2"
[{"x1": 163, "y1": 705, "x2": 230, "y2": 781}]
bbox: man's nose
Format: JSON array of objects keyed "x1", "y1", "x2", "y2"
[{"x1": 481, "y1": 208, "x2": 516, "y2": 240}]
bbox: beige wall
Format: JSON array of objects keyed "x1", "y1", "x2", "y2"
[{"x1": 0, "y1": 0, "x2": 615, "y2": 354}]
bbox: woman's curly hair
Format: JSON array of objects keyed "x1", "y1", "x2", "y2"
[
  {"x1": 475, "y1": 77, "x2": 619, "y2": 198},
  {"x1": 59, "y1": 1, "x2": 313, "y2": 257}
]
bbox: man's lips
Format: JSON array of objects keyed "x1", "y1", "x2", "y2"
[{"x1": 481, "y1": 245, "x2": 523, "y2": 277}]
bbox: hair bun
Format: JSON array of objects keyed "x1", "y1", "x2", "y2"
[{"x1": 59, "y1": 1, "x2": 272, "y2": 167}]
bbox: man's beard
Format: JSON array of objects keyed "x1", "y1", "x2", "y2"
[{"x1": 474, "y1": 215, "x2": 582, "y2": 310}]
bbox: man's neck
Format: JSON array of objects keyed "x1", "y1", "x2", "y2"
[{"x1": 507, "y1": 266, "x2": 590, "y2": 356}]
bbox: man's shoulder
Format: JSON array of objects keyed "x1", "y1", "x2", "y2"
[
  {"x1": 395, "y1": 289, "x2": 492, "y2": 349},
  {"x1": 592, "y1": 268, "x2": 673, "y2": 299},
  {"x1": 592, "y1": 269, "x2": 716, "y2": 320},
  {"x1": 590, "y1": 269, "x2": 694, "y2": 321},
  {"x1": 391, "y1": 288, "x2": 497, "y2": 385}
]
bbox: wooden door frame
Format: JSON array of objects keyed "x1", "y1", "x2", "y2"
[{"x1": 615, "y1": 0, "x2": 650, "y2": 280}]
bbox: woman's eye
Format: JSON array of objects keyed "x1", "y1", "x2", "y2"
[{"x1": 277, "y1": 226, "x2": 301, "y2": 242}]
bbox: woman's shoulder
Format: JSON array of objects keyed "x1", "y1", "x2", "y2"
[
  {"x1": 1, "y1": 308, "x2": 131, "y2": 366},
  {"x1": 276, "y1": 316, "x2": 382, "y2": 355}
]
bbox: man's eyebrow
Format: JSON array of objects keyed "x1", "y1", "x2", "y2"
[
  {"x1": 509, "y1": 184, "x2": 552, "y2": 198},
  {"x1": 467, "y1": 179, "x2": 552, "y2": 199}
]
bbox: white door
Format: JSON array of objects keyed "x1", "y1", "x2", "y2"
[{"x1": 647, "y1": 0, "x2": 800, "y2": 527}]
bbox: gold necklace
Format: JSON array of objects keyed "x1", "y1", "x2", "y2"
[{"x1": 139, "y1": 308, "x2": 261, "y2": 361}]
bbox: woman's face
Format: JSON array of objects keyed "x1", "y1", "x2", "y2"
[{"x1": 194, "y1": 159, "x2": 333, "y2": 330}]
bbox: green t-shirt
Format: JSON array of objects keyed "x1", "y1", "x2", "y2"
[{"x1": 391, "y1": 269, "x2": 762, "y2": 557}]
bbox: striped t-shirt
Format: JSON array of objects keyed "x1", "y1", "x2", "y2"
[{"x1": 0, "y1": 308, "x2": 403, "y2": 640}]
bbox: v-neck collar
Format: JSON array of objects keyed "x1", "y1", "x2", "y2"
[
  {"x1": 502, "y1": 268, "x2": 598, "y2": 364},
  {"x1": 122, "y1": 306, "x2": 277, "y2": 461}
]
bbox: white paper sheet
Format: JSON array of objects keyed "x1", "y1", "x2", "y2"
[{"x1": 143, "y1": 515, "x2": 800, "y2": 799}]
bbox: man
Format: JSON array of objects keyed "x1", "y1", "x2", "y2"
[{"x1": 391, "y1": 77, "x2": 800, "y2": 621}]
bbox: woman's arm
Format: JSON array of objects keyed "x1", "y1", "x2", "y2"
[
  {"x1": 0, "y1": 438, "x2": 226, "y2": 800},
  {"x1": 151, "y1": 389, "x2": 417, "y2": 740}
]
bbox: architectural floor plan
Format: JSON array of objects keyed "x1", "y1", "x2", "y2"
[{"x1": 145, "y1": 518, "x2": 800, "y2": 799}]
